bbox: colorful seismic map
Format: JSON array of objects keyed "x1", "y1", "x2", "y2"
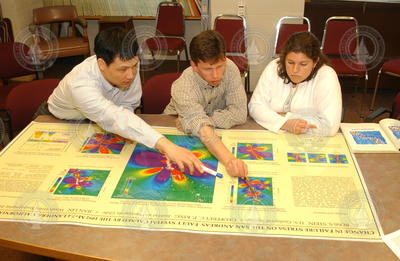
[
  {"x1": 21, "y1": 130, "x2": 72, "y2": 152},
  {"x1": 112, "y1": 135, "x2": 218, "y2": 203},
  {"x1": 287, "y1": 152, "x2": 306, "y2": 162},
  {"x1": 389, "y1": 126, "x2": 400, "y2": 139},
  {"x1": 54, "y1": 168, "x2": 110, "y2": 196},
  {"x1": 350, "y1": 131, "x2": 386, "y2": 145},
  {"x1": 308, "y1": 153, "x2": 327, "y2": 163},
  {"x1": 237, "y1": 177, "x2": 273, "y2": 205},
  {"x1": 81, "y1": 133, "x2": 125, "y2": 154},
  {"x1": 328, "y1": 154, "x2": 349, "y2": 164},
  {"x1": 237, "y1": 143, "x2": 273, "y2": 161}
]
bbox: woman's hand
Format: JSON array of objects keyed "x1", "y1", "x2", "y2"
[{"x1": 282, "y1": 119, "x2": 316, "y2": 134}]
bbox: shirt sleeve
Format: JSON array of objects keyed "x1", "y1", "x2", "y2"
[
  {"x1": 211, "y1": 61, "x2": 248, "y2": 129},
  {"x1": 70, "y1": 78, "x2": 163, "y2": 148},
  {"x1": 310, "y1": 66, "x2": 342, "y2": 136},
  {"x1": 248, "y1": 61, "x2": 287, "y2": 133}
]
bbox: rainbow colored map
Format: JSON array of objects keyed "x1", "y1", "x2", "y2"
[
  {"x1": 287, "y1": 152, "x2": 306, "y2": 162},
  {"x1": 80, "y1": 133, "x2": 125, "y2": 154},
  {"x1": 328, "y1": 154, "x2": 348, "y2": 164},
  {"x1": 350, "y1": 131, "x2": 386, "y2": 145},
  {"x1": 237, "y1": 143, "x2": 273, "y2": 161},
  {"x1": 54, "y1": 168, "x2": 110, "y2": 196},
  {"x1": 389, "y1": 126, "x2": 400, "y2": 139},
  {"x1": 112, "y1": 134, "x2": 218, "y2": 203},
  {"x1": 308, "y1": 153, "x2": 327, "y2": 163},
  {"x1": 237, "y1": 177, "x2": 273, "y2": 205}
]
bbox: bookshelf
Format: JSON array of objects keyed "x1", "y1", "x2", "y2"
[{"x1": 43, "y1": 0, "x2": 206, "y2": 20}]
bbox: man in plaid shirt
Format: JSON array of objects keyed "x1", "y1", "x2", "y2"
[{"x1": 164, "y1": 30, "x2": 248, "y2": 177}]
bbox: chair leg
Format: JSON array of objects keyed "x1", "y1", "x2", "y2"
[
  {"x1": 4, "y1": 110, "x2": 12, "y2": 140},
  {"x1": 0, "y1": 113, "x2": 10, "y2": 145},
  {"x1": 184, "y1": 42, "x2": 189, "y2": 62},
  {"x1": 360, "y1": 72, "x2": 368, "y2": 119},
  {"x1": 246, "y1": 70, "x2": 250, "y2": 93},
  {"x1": 369, "y1": 69, "x2": 382, "y2": 111},
  {"x1": 139, "y1": 62, "x2": 145, "y2": 86},
  {"x1": 176, "y1": 50, "x2": 181, "y2": 73},
  {"x1": 150, "y1": 50, "x2": 156, "y2": 65},
  {"x1": 247, "y1": 68, "x2": 250, "y2": 93}
]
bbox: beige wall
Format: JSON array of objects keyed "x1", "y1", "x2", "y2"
[
  {"x1": 0, "y1": 0, "x2": 43, "y2": 39},
  {"x1": 211, "y1": 0, "x2": 304, "y2": 91}
]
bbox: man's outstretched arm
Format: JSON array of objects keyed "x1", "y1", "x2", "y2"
[{"x1": 198, "y1": 125, "x2": 248, "y2": 177}]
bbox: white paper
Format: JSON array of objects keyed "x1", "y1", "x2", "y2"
[{"x1": 382, "y1": 229, "x2": 400, "y2": 259}]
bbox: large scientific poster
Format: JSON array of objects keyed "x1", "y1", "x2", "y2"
[{"x1": 0, "y1": 122, "x2": 382, "y2": 240}]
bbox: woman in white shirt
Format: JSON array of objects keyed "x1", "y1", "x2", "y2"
[{"x1": 248, "y1": 31, "x2": 342, "y2": 136}]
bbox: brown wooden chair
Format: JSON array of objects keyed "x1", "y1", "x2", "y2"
[{"x1": 32, "y1": 5, "x2": 90, "y2": 62}]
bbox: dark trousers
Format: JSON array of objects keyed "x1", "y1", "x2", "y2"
[{"x1": 33, "y1": 101, "x2": 53, "y2": 120}]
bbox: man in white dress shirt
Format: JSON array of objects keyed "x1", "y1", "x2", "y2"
[{"x1": 38, "y1": 27, "x2": 202, "y2": 173}]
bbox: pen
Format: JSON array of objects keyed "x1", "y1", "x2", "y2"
[
  {"x1": 202, "y1": 165, "x2": 223, "y2": 178},
  {"x1": 243, "y1": 177, "x2": 255, "y2": 195}
]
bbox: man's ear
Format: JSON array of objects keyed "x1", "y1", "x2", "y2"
[
  {"x1": 190, "y1": 60, "x2": 198, "y2": 73},
  {"x1": 97, "y1": 58, "x2": 107, "y2": 72}
]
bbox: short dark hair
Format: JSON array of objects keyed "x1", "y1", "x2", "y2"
[
  {"x1": 94, "y1": 27, "x2": 138, "y2": 65},
  {"x1": 277, "y1": 31, "x2": 329, "y2": 84},
  {"x1": 190, "y1": 30, "x2": 226, "y2": 65}
]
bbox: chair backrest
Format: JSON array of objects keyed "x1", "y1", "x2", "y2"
[
  {"x1": 32, "y1": 5, "x2": 89, "y2": 60},
  {"x1": 156, "y1": 2, "x2": 185, "y2": 37},
  {"x1": 33, "y1": 5, "x2": 85, "y2": 41},
  {"x1": 5, "y1": 79, "x2": 60, "y2": 132},
  {"x1": 273, "y1": 16, "x2": 310, "y2": 56},
  {"x1": 142, "y1": 73, "x2": 181, "y2": 114},
  {"x1": 0, "y1": 18, "x2": 14, "y2": 42},
  {"x1": 33, "y1": 5, "x2": 78, "y2": 25},
  {"x1": 321, "y1": 16, "x2": 358, "y2": 57},
  {"x1": 0, "y1": 42, "x2": 35, "y2": 80},
  {"x1": 214, "y1": 14, "x2": 246, "y2": 54},
  {"x1": 392, "y1": 92, "x2": 400, "y2": 120}
]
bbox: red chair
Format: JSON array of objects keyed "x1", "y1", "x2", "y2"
[
  {"x1": 0, "y1": 42, "x2": 36, "y2": 83},
  {"x1": 321, "y1": 17, "x2": 368, "y2": 96},
  {"x1": 214, "y1": 14, "x2": 249, "y2": 93},
  {"x1": 273, "y1": 16, "x2": 311, "y2": 57},
  {"x1": 141, "y1": 73, "x2": 181, "y2": 114},
  {"x1": 4, "y1": 79, "x2": 60, "y2": 138},
  {"x1": 369, "y1": 58, "x2": 400, "y2": 111},
  {"x1": 142, "y1": 2, "x2": 188, "y2": 72},
  {"x1": 0, "y1": 42, "x2": 37, "y2": 112}
]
